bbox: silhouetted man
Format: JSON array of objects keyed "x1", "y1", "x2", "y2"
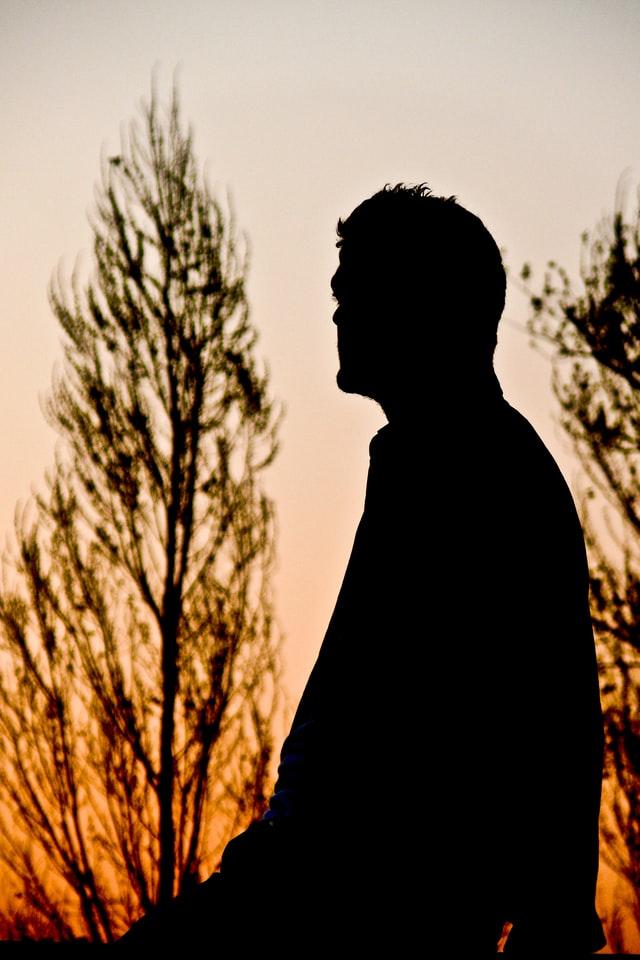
[{"x1": 119, "y1": 184, "x2": 606, "y2": 955}]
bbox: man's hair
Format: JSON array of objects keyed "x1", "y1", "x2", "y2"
[{"x1": 336, "y1": 183, "x2": 506, "y2": 360}]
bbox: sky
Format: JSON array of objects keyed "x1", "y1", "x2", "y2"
[{"x1": 1, "y1": 0, "x2": 639, "y2": 941}]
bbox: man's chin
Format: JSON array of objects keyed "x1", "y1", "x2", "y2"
[
  {"x1": 336, "y1": 368, "x2": 357, "y2": 394},
  {"x1": 336, "y1": 368, "x2": 374, "y2": 399}
]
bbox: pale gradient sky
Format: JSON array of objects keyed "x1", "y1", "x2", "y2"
[{"x1": 1, "y1": 0, "x2": 639, "y2": 726}]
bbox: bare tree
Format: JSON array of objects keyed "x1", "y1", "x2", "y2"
[
  {"x1": 0, "y1": 81, "x2": 282, "y2": 942},
  {"x1": 522, "y1": 183, "x2": 640, "y2": 945}
]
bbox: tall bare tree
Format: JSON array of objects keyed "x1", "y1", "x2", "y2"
[
  {"x1": 0, "y1": 82, "x2": 282, "y2": 942},
  {"x1": 522, "y1": 184, "x2": 640, "y2": 946}
]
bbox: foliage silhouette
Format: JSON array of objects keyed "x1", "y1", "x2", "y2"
[
  {"x1": 523, "y1": 182, "x2": 640, "y2": 946},
  {"x1": 0, "y1": 81, "x2": 282, "y2": 941}
]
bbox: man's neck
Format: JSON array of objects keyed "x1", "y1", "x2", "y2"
[{"x1": 379, "y1": 366, "x2": 504, "y2": 426}]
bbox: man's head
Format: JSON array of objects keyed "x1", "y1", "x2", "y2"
[{"x1": 330, "y1": 183, "x2": 506, "y2": 410}]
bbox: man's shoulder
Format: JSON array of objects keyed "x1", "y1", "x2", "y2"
[
  {"x1": 368, "y1": 422, "x2": 393, "y2": 457},
  {"x1": 495, "y1": 402, "x2": 587, "y2": 555},
  {"x1": 366, "y1": 402, "x2": 577, "y2": 513},
  {"x1": 497, "y1": 401, "x2": 573, "y2": 491}
]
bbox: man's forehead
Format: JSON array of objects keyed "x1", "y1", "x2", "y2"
[
  {"x1": 335, "y1": 241, "x2": 374, "y2": 270},
  {"x1": 334, "y1": 237, "x2": 405, "y2": 277}
]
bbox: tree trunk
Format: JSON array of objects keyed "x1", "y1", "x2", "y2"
[{"x1": 158, "y1": 606, "x2": 178, "y2": 905}]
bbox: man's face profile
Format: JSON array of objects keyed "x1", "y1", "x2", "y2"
[
  {"x1": 331, "y1": 228, "x2": 426, "y2": 411},
  {"x1": 331, "y1": 240, "x2": 393, "y2": 402}
]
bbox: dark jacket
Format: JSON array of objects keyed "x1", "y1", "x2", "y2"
[{"x1": 227, "y1": 386, "x2": 606, "y2": 952}]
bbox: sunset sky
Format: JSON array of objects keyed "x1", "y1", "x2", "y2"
[{"x1": 1, "y1": 0, "x2": 639, "y2": 942}]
